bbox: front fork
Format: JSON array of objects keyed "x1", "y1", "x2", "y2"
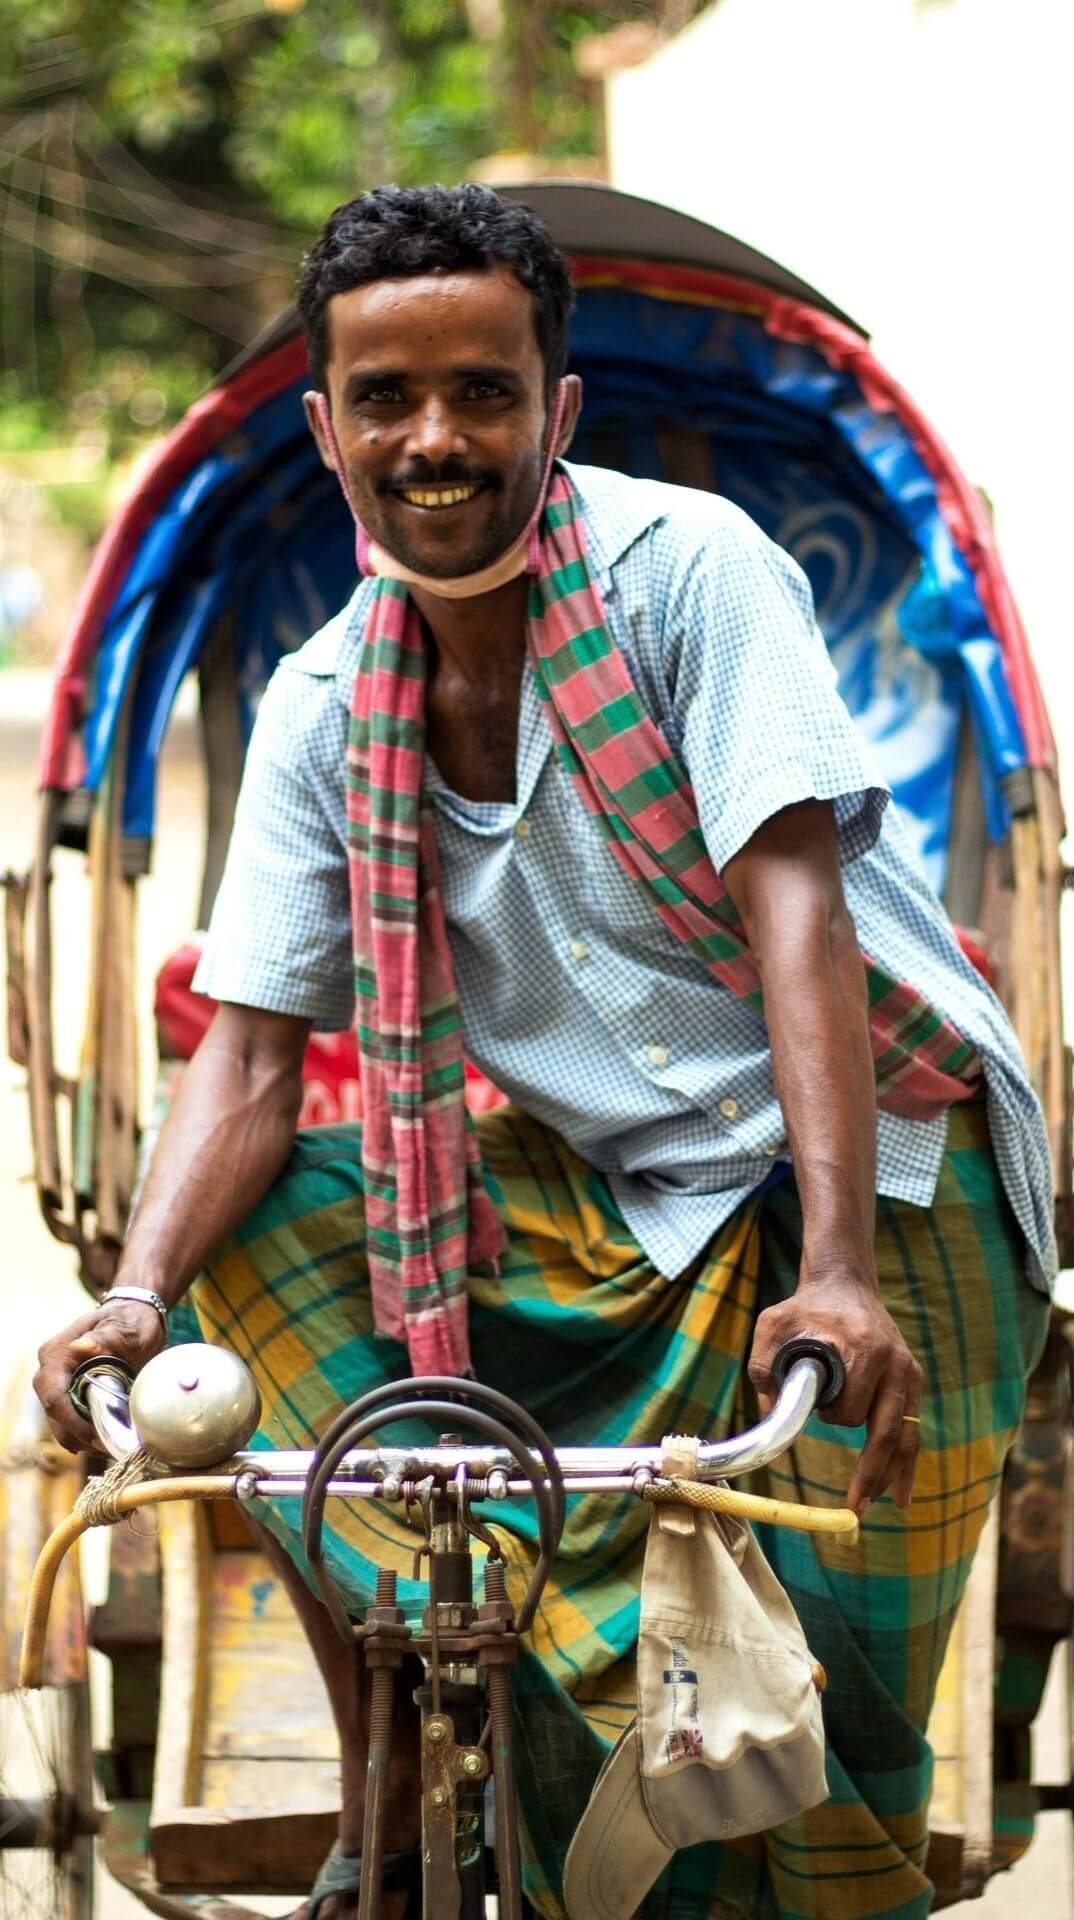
[{"x1": 357, "y1": 1491, "x2": 523, "y2": 1920}]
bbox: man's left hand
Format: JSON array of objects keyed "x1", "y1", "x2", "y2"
[{"x1": 748, "y1": 1273, "x2": 923, "y2": 1516}]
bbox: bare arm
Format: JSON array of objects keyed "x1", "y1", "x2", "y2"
[
  {"x1": 35, "y1": 1002, "x2": 309, "y2": 1450},
  {"x1": 723, "y1": 798, "x2": 922, "y2": 1515}
]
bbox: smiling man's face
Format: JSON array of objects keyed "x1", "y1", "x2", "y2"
[{"x1": 306, "y1": 265, "x2": 573, "y2": 579}]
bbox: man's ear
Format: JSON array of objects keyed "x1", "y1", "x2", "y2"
[
  {"x1": 303, "y1": 390, "x2": 337, "y2": 471},
  {"x1": 555, "y1": 374, "x2": 583, "y2": 456}
]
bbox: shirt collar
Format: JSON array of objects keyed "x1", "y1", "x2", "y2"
[{"x1": 558, "y1": 458, "x2": 667, "y2": 588}]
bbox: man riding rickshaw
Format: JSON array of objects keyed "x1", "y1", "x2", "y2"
[{"x1": 27, "y1": 183, "x2": 1060, "y2": 1920}]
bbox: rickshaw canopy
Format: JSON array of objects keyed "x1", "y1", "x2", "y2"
[{"x1": 38, "y1": 180, "x2": 1053, "y2": 911}]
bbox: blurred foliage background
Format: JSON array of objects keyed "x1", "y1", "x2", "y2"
[{"x1": 0, "y1": 0, "x2": 698, "y2": 554}]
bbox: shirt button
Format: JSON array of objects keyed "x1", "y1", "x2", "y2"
[
  {"x1": 514, "y1": 818, "x2": 531, "y2": 839},
  {"x1": 719, "y1": 1096, "x2": 740, "y2": 1120},
  {"x1": 569, "y1": 939, "x2": 589, "y2": 962},
  {"x1": 762, "y1": 1142, "x2": 780, "y2": 1157},
  {"x1": 647, "y1": 1044, "x2": 669, "y2": 1070}
]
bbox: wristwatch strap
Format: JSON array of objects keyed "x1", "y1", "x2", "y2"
[{"x1": 98, "y1": 1286, "x2": 169, "y2": 1334}]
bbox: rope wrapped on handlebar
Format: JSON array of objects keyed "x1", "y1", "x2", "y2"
[
  {"x1": 19, "y1": 1462, "x2": 240, "y2": 1688},
  {"x1": 641, "y1": 1477, "x2": 857, "y2": 1538},
  {"x1": 19, "y1": 1462, "x2": 856, "y2": 1690}
]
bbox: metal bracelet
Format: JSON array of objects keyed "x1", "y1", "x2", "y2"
[{"x1": 97, "y1": 1285, "x2": 169, "y2": 1336}]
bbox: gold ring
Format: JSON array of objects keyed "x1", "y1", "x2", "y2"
[{"x1": 901, "y1": 1414, "x2": 921, "y2": 1424}]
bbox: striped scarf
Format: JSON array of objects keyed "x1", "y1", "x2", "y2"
[{"x1": 347, "y1": 468, "x2": 981, "y2": 1375}]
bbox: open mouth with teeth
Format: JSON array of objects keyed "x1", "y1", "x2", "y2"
[{"x1": 397, "y1": 483, "x2": 483, "y2": 509}]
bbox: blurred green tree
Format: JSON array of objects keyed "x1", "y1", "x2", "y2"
[{"x1": 0, "y1": 0, "x2": 698, "y2": 516}]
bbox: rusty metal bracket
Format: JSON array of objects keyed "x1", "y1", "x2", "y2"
[
  {"x1": 421, "y1": 1711, "x2": 488, "y2": 1920},
  {"x1": 454, "y1": 1461, "x2": 504, "y2": 1564},
  {"x1": 357, "y1": 1568, "x2": 413, "y2": 1920}
]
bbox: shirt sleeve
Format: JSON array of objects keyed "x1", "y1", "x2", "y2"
[
  {"x1": 193, "y1": 660, "x2": 355, "y2": 1030},
  {"x1": 657, "y1": 500, "x2": 890, "y2": 873}
]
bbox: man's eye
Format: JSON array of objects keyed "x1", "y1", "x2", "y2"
[
  {"x1": 357, "y1": 385, "x2": 403, "y2": 405},
  {"x1": 465, "y1": 380, "x2": 506, "y2": 400}
]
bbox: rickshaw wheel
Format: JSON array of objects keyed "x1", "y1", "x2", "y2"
[{"x1": 0, "y1": 1682, "x2": 96, "y2": 1918}]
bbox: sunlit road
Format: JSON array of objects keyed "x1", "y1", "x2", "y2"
[{"x1": 0, "y1": 672, "x2": 1068, "y2": 1916}]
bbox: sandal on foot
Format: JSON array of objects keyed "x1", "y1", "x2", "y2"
[{"x1": 296, "y1": 1838, "x2": 422, "y2": 1920}]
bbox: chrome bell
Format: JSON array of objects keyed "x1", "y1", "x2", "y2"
[{"x1": 129, "y1": 1343, "x2": 261, "y2": 1469}]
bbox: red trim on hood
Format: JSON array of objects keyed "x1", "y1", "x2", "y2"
[
  {"x1": 569, "y1": 255, "x2": 1052, "y2": 771},
  {"x1": 38, "y1": 336, "x2": 309, "y2": 788}
]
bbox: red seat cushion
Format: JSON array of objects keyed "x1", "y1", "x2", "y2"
[
  {"x1": 953, "y1": 925, "x2": 994, "y2": 984},
  {"x1": 157, "y1": 925, "x2": 989, "y2": 1131},
  {"x1": 154, "y1": 941, "x2": 506, "y2": 1127}
]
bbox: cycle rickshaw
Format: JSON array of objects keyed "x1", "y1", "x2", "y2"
[{"x1": 3, "y1": 181, "x2": 1072, "y2": 1917}]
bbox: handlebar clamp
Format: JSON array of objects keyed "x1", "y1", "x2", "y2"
[{"x1": 769, "y1": 1337, "x2": 845, "y2": 1409}]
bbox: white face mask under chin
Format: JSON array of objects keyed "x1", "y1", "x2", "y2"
[
  {"x1": 361, "y1": 522, "x2": 533, "y2": 600},
  {"x1": 314, "y1": 381, "x2": 568, "y2": 599}
]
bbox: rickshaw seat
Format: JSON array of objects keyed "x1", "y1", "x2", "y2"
[
  {"x1": 953, "y1": 925, "x2": 994, "y2": 985},
  {"x1": 154, "y1": 939, "x2": 507, "y2": 1124}
]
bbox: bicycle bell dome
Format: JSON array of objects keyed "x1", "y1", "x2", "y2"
[{"x1": 129, "y1": 1343, "x2": 261, "y2": 1468}]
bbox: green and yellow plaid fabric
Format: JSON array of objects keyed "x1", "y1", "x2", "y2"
[{"x1": 178, "y1": 1101, "x2": 1046, "y2": 1920}]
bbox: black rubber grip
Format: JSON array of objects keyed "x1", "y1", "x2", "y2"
[
  {"x1": 67, "y1": 1355, "x2": 134, "y2": 1423},
  {"x1": 769, "y1": 1337, "x2": 845, "y2": 1408}
]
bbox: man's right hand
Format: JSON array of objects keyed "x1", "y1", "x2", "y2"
[{"x1": 34, "y1": 1299, "x2": 167, "y2": 1453}]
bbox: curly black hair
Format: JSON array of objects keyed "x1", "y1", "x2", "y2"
[{"x1": 297, "y1": 184, "x2": 574, "y2": 394}]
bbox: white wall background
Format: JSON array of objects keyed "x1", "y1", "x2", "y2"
[{"x1": 607, "y1": 0, "x2": 1073, "y2": 793}]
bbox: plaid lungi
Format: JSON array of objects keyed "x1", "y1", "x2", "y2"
[{"x1": 178, "y1": 1100, "x2": 1048, "y2": 1920}]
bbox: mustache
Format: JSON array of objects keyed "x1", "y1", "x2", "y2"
[{"x1": 379, "y1": 463, "x2": 502, "y2": 496}]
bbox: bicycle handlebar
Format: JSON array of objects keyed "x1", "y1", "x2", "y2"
[{"x1": 74, "y1": 1336, "x2": 845, "y2": 1496}]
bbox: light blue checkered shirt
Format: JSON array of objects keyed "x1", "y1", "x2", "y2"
[{"x1": 195, "y1": 461, "x2": 1057, "y2": 1290}]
